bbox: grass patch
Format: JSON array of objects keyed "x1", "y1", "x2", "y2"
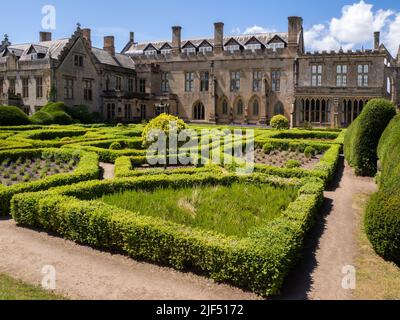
[
  {"x1": 101, "y1": 183, "x2": 298, "y2": 238},
  {"x1": 0, "y1": 274, "x2": 64, "y2": 300},
  {"x1": 354, "y1": 194, "x2": 400, "y2": 300}
]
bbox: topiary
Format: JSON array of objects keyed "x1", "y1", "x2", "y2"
[
  {"x1": 109, "y1": 141, "x2": 123, "y2": 150},
  {"x1": 270, "y1": 115, "x2": 289, "y2": 130},
  {"x1": 51, "y1": 111, "x2": 74, "y2": 125},
  {"x1": 41, "y1": 102, "x2": 66, "y2": 114},
  {"x1": 262, "y1": 142, "x2": 274, "y2": 154},
  {"x1": 0, "y1": 106, "x2": 31, "y2": 126},
  {"x1": 285, "y1": 159, "x2": 301, "y2": 169},
  {"x1": 304, "y1": 146, "x2": 316, "y2": 159},
  {"x1": 142, "y1": 113, "x2": 188, "y2": 148},
  {"x1": 65, "y1": 105, "x2": 94, "y2": 124},
  {"x1": 30, "y1": 111, "x2": 53, "y2": 125},
  {"x1": 344, "y1": 99, "x2": 396, "y2": 176},
  {"x1": 365, "y1": 191, "x2": 400, "y2": 265}
]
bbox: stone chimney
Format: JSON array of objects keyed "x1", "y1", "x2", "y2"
[
  {"x1": 82, "y1": 28, "x2": 92, "y2": 49},
  {"x1": 374, "y1": 32, "x2": 380, "y2": 50},
  {"x1": 130, "y1": 32, "x2": 135, "y2": 43},
  {"x1": 172, "y1": 26, "x2": 182, "y2": 55},
  {"x1": 103, "y1": 36, "x2": 115, "y2": 56},
  {"x1": 288, "y1": 16, "x2": 303, "y2": 47},
  {"x1": 39, "y1": 31, "x2": 52, "y2": 42},
  {"x1": 214, "y1": 22, "x2": 224, "y2": 54}
]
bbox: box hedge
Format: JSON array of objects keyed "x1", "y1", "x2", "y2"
[
  {"x1": 11, "y1": 174, "x2": 323, "y2": 297},
  {"x1": 0, "y1": 106, "x2": 31, "y2": 126},
  {"x1": 365, "y1": 115, "x2": 400, "y2": 264},
  {"x1": 344, "y1": 99, "x2": 396, "y2": 176}
]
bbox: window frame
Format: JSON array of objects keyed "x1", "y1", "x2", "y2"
[
  {"x1": 185, "y1": 72, "x2": 195, "y2": 92},
  {"x1": 35, "y1": 77, "x2": 43, "y2": 98},
  {"x1": 271, "y1": 70, "x2": 281, "y2": 92},
  {"x1": 230, "y1": 71, "x2": 240, "y2": 92},
  {"x1": 200, "y1": 71, "x2": 210, "y2": 92}
]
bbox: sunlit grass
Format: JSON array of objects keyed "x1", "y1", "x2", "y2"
[{"x1": 101, "y1": 183, "x2": 298, "y2": 238}]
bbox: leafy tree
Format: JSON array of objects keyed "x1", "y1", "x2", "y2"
[{"x1": 270, "y1": 115, "x2": 289, "y2": 130}]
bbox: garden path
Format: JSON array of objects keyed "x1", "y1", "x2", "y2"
[
  {"x1": 277, "y1": 156, "x2": 377, "y2": 300},
  {"x1": 0, "y1": 218, "x2": 260, "y2": 300},
  {"x1": 99, "y1": 162, "x2": 115, "y2": 180}
]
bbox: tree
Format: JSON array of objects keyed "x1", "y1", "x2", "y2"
[{"x1": 270, "y1": 115, "x2": 289, "y2": 130}]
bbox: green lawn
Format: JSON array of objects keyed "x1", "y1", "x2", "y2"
[
  {"x1": 101, "y1": 183, "x2": 298, "y2": 238},
  {"x1": 0, "y1": 274, "x2": 64, "y2": 300}
]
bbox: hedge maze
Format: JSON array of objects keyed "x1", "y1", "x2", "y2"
[{"x1": 0, "y1": 121, "x2": 345, "y2": 297}]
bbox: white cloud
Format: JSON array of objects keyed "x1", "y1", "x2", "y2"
[
  {"x1": 231, "y1": 27, "x2": 241, "y2": 35},
  {"x1": 243, "y1": 25, "x2": 276, "y2": 34},
  {"x1": 305, "y1": 1, "x2": 399, "y2": 55},
  {"x1": 384, "y1": 13, "x2": 400, "y2": 55}
]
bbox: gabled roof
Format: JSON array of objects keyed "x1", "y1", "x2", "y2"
[
  {"x1": 244, "y1": 36, "x2": 265, "y2": 46},
  {"x1": 143, "y1": 43, "x2": 158, "y2": 52},
  {"x1": 159, "y1": 42, "x2": 172, "y2": 50},
  {"x1": 124, "y1": 32, "x2": 289, "y2": 55},
  {"x1": 267, "y1": 34, "x2": 287, "y2": 45},
  {"x1": 224, "y1": 37, "x2": 243, "y2": 48},
  {"x1": 198, "y1": 40, "x2": 213, "y2": 48},
  {"x1": 182, "y1": 40, "x2": 196, "y2": 49}
]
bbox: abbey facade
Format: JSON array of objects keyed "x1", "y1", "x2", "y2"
[{"x1": 0, "y1": 17, "x2": 399, "y2": 127}]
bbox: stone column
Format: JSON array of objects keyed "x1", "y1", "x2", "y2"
[{"x1": 333, "y1": 98, "x2": 339, "y2": 128}]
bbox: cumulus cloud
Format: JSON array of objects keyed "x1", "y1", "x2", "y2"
[
  {"x1": 305, "y1": 1, "x2": 400, "y2": 55},
  {"x1": 243, "y1": 25, "x2": 276, "y2": 34}
]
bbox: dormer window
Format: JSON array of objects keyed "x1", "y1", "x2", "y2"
[
  {"x1": 245, "y1": 43, "x2": 261, "y2": 52},
  {"x1": 183, "y1": 47, "x2": 196, "y2": 54},
  {"x1": 161, "y1": 49, "x2": 171, "y2": 55},
  {"x1": 267, "y1": 42, "x2": 285, "y2": 51},
  {"x1": 144, "y1": 50, "x2": 157, "y2": 56},
  {"x1": 199, "y1": 46, "x2": 212, "y2": 54},
  {"x1": 225, "y1": 45, "x2": 240, "y2": 53}
]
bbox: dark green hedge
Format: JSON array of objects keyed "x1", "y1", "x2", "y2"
[
  {"x1": 30, "y1": 111, "x2": 54, "y2": 125},
  {"x1": 10, "y1": 174, "x2": 323, "y2": 297},
  {"x1": 0, "y1": 106, "x2": 31, "y2": 126},
  {"x1": 365, "y1": 115, "x2": 400, "y2": 264},
  {"x1": 344, "y1": 99, "x2": 396, "y2": 176}
]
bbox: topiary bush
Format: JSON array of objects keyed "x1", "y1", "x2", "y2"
[
  {"x1": 285, "y1": 159, "x2": 301, "y2": 169},
  {"x1": 30, "y1": 111, "x2": 53, "y2": 125},
  {"x1": 0, "y1": 106, "x2": 31, "y2": 126},
  {"x1": 65, "y1": 105, "x2": 94, "y2": 124},
  {"x1": 51, "y1": 111, "x2": 74, "y2": 125},
  {"x1": 41, "y1": 102, "x2": 66, "y2": 114},
  {"x1": 109, "y1": 141, "x2": 123, "y2": 150},
  {"x1": 270, "y1": 115, "x2": 289, "y2": 130},
  {"x1": 142, "y1": 113, "x2": 188, "y2": 148},
  {"x1": 304, "y1": 146, "x2": 315, "y2": 159},
  {"x1": 365, "y1": 114, "x2": 400, "y2": 265},
  {"x1": 262, "y1": 142, "x2": 274, "y2": 154},
  {"x1": 344, "y1": 99, "x2": 396, "y2": 176}
]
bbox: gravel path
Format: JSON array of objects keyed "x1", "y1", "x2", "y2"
[
  {"x1": 0, "y1": 218, "x2": 260, "y2": 300},
  {"x1": 99, "y1": 162, "x2": 115, "y2": 180},
  {"x1": 278, "y1": 156, "x2": 377, "y2": 300}
]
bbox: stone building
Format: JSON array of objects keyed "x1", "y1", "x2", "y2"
[{"x1": 1, "y1": 17, "x2": 399, "y2": 127}]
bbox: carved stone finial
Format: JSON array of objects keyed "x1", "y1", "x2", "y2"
[{"x1": 77, "y1": 23, "x2": 81, "y2": 30}]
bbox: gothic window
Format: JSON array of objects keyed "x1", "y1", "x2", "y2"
[
  {"x1": 357, "y1": 64, "x2": 369, "y2": 87},
  {"x1": 22, "y1": 78, "x2": 29, "y2": 98},
  {"x1": 236, "y1": 99, "x2": 244, "y2": 115},
  {"x1": 139, "y1": 79, "x2": 146, "y2": 93},
  {"x1": 83, "y1": 79, "x2": 93, "y2": 101},
  {"x1": 200, "y1": 71, "x2": 209, "y2": 92},
  {"x1": 128, "y1": 78, "x2": 135, "y2": 92},
  {"x1": 222, "y1": 100, "x2": 228, "y2": 115},
  {"x1": 274, "y1": 102, "x2": 284, "y2": 115},
  {"x1": 311, "y1": 65, "x2": 323, "y2": 86},
  {"x1": 253, "y1": 70, "x2": 262, "y2": 92},
  {"x1": 272, "y1": 70, "x2": 281, "y2": 92},
  {"x1": 36, "y1": 77, "x2": 43, "y2": 98},
  {"x1": 185, "y1": 72, "x2": 194, "y2": 92},
  {"x1": 336, "y1": 65, "x2": 347, "y2": 87},
  {"x1": 161, "y1": 72, "x2": 170, "y2": 93},
  {"x1": 64, "y1": 78, "x2": 74, "y2": 99},
  {"x1": 252, "y1": 99, "x2": 260, "y2": 116},
  {"x1": 230, "y1": 71, "x2": 240, "y2": 92},
  {"x1": 193, "y1": 102, "x2": 205, "y2": 120},
  {"x1": 115, "y1": 76, "x2": 122, "y2": 91}
]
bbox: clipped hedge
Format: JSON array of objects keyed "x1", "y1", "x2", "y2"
[
  {"x1": 11, "y1": 174, "x2": 323, "y2": 297},
  {"x1": 344, "y1": 99, "x2": 396, "y2": 176},
  {"x1": 365, "y1": 115, "x2": 400, "y2": 264},
  {"x1": 0, "y1": 148, "x2": 100, "y2": 215},
  {"x1": 30, "y1": 111, "x2": 54, "y2": 125},
  {"x1": 0, "y1": 106, "x2": 31, "y2": 126}
]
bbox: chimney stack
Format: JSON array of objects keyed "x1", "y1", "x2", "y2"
[
  {"x1": 130, "y1": 32, "x2": 135, "y2": 43},
  {"x1": 172, "y1": 26, "x2": 182, "y2": 55},
  {"x1": 374, "y1": 31, "x2": 380, "y2": 50},
  {"x1": 82, "y1": 28, "x2": 92, "y2": 49},
  {"x1": 214, "y1": 22, "x2": 224, "y2": 54},
  {"x1": 288, "y1": 16, "x2": 303, "y2": 48},
  {"x1": 39, "y1": 31, "x2": 52, "y2": 42},
  {"x1": 103, "y1": 36, "x2": 115, "y2": 56}
]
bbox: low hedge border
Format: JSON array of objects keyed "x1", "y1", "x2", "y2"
[
  {"x1": 10, "y1": 173, "x2": 323, "y2": 297},
  {"x1": 0, "y1": 148, "x2": 100, "y2": 215},
  {"x1": 114, "y1": 156, "x2": 226, "y2": 178}
]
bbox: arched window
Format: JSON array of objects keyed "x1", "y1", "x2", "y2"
[
  {"x1": 252, "y1": 99, "x2": 260, "y2": 116},
  {"x1": 222, "y1": 100, "x2": 228, "y2": 115},
  {"x1": 236, "y1": 99, "x2": 244, "y2": 115},
  {"x1": 193, "y1": 102, "x2": 205, "y2": 120},
  {"x1": 274, "y1": 102, "x2": 284, "y2": 115}
]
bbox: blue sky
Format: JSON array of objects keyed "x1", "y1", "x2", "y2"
[{"x1": 1, "y1": 0, "x2": 400, "y2": 54}]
